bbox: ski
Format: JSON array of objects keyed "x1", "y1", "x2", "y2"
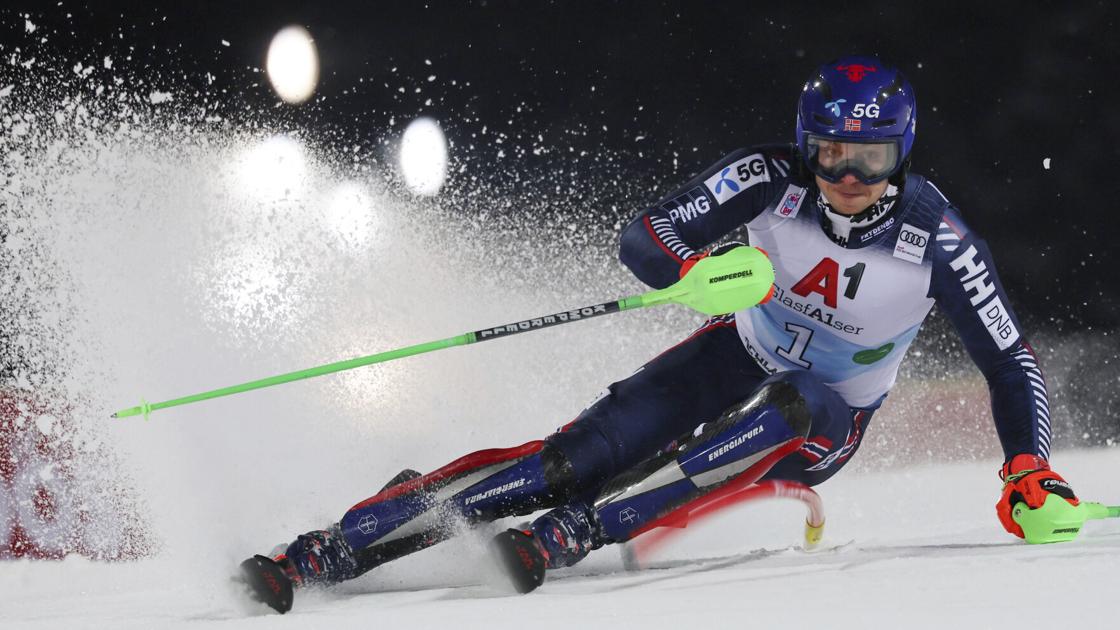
[
  {"x1": 238, "y1": 555, "x2": 295, "y2": 614},
  {"x1": 491, "y1": 480, "x2": 825, "y2": 592},
  {"x1": 490, "y1": 529, "x2": 548, "y2": 594},
  {"x1": 622, "y1": 479, "x2": 826, "y2": 568}
]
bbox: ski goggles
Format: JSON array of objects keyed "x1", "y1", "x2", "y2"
[{"x1": 804, "y1": 135, "x2": 903, "y2": 185}]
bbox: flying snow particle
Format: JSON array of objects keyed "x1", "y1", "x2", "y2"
[
  {"x1": 324, "y1": 182, "x2": 374, "y2": 248},
  {"x1": 1043, "y1": 158, "x2": 1051, "y2": 170},
  {"x1": 149, "y1": 91, "x2": 173, "y2": 104},
  {"x1": 236, "y1": 135, "x2": 308, "y2": 200},
  {"x1": 35, "y1": 414, "x2": 56, "y2": 436}
]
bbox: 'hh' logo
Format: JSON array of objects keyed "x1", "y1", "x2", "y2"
[{"x1": 949, "y1": 244, "x2": 1020, "y2": 350}]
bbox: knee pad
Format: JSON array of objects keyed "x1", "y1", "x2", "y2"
[
  {"x1": 539, "y1": 442, "x2": 578, "y2": 501},
  {"x1": 685, "y1": 378, "x2": 812, "y2": 449},
  {"x1": 743, "y1": 377, "x2": 812, "y2": 439}
]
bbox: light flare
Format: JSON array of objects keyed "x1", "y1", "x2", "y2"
[
  {"x1": 399, "y1": 117, "x2": 448, "y2": 196},
  {"x1": 266, "y1": 26, "x2": 319, "y2": 104}
]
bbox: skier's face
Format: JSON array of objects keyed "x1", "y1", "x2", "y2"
[{"x1": 815, "y1": 173, "x2": 889, "y2": 216}]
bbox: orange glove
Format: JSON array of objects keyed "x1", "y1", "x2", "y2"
[
  {"x1": 680, "y1": 242, "x2": 771, "y2": 278},
  {"x1": 996, "y1": 454, "x2": 1079, "y2": 538},
  {"x1": 678, "y1": 252, "x2": 705, "y2": 279}
]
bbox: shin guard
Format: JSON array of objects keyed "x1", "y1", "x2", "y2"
[
  {"x1": 593, "y1": 380, "x2": 811, "y2": 542},
  {"x1": 338, "y1": 441, "x2": 575, "y2": 573}
]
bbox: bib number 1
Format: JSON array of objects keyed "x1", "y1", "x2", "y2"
[{"x1": 776, "y1": 323, "x2": 814, "y2": 368}]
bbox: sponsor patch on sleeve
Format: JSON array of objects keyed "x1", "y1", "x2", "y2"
[
  {"x1": 773, "y1": 184, "x2": 807, "y2": 219},
  {"x1": 948, "y1": 244, "x2": 1021, "y2": 349},
  {"x1": 660, "y1": 187, "x2": 714, "y2": 224},
  {"x1": 978, "y1": 295, "x2": 1020, "y2": 350},
  {"x1": 892, "y1": 223, "x2": 930, "y2": 264},
  {"x1": 703, "y1": 153, "x2": 770, "y2": 204}
]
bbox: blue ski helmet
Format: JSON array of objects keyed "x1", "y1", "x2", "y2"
[{"x1": 796, "y1": 55, "x2": 916, "y2": 185}]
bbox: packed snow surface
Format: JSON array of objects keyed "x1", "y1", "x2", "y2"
[{"x1": 2, "y1": 449, "x2": 1118, "y2": 629}]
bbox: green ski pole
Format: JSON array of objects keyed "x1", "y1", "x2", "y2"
[{"x1": 113, "y1": 246, "x2": 774, "y2": 420}]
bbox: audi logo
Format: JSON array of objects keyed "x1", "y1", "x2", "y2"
[{"x1": 899, "y1": 230, "x2": 927, "y2": 246}]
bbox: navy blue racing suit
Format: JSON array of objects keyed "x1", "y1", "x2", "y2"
[
  {"x1": 546, "y1": 142, "x2": 1049, "y2": 490},
  {"x1": 330, "y1": 144, "x2": 1050, "y2": 574}
]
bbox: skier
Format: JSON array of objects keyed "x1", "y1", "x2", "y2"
[{"x1": 241, "y1": 55, "x2": 1079, "y2": 611}]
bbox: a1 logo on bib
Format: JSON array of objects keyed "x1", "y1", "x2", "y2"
[{"x1": 893, "y1": 223, "x2": 930, "y2": 264}]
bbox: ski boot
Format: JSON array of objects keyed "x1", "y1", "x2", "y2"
[
  {"x1": 277, "y1": 526, "x2": 361, "y2": 586},
  {"x1": 240, "y1": 469, "x2": 421, "y2": 613},
  {"x1": 491, "y1": 501, "x2": 605, "y2": 593},
  {"x1": 241, "y1": 525, "x2": 359, "y2": 613}
]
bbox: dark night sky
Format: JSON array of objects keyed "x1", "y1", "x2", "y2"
[{"x1": 2, "y1": 1, "x2": 1118, "y2": 331}]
